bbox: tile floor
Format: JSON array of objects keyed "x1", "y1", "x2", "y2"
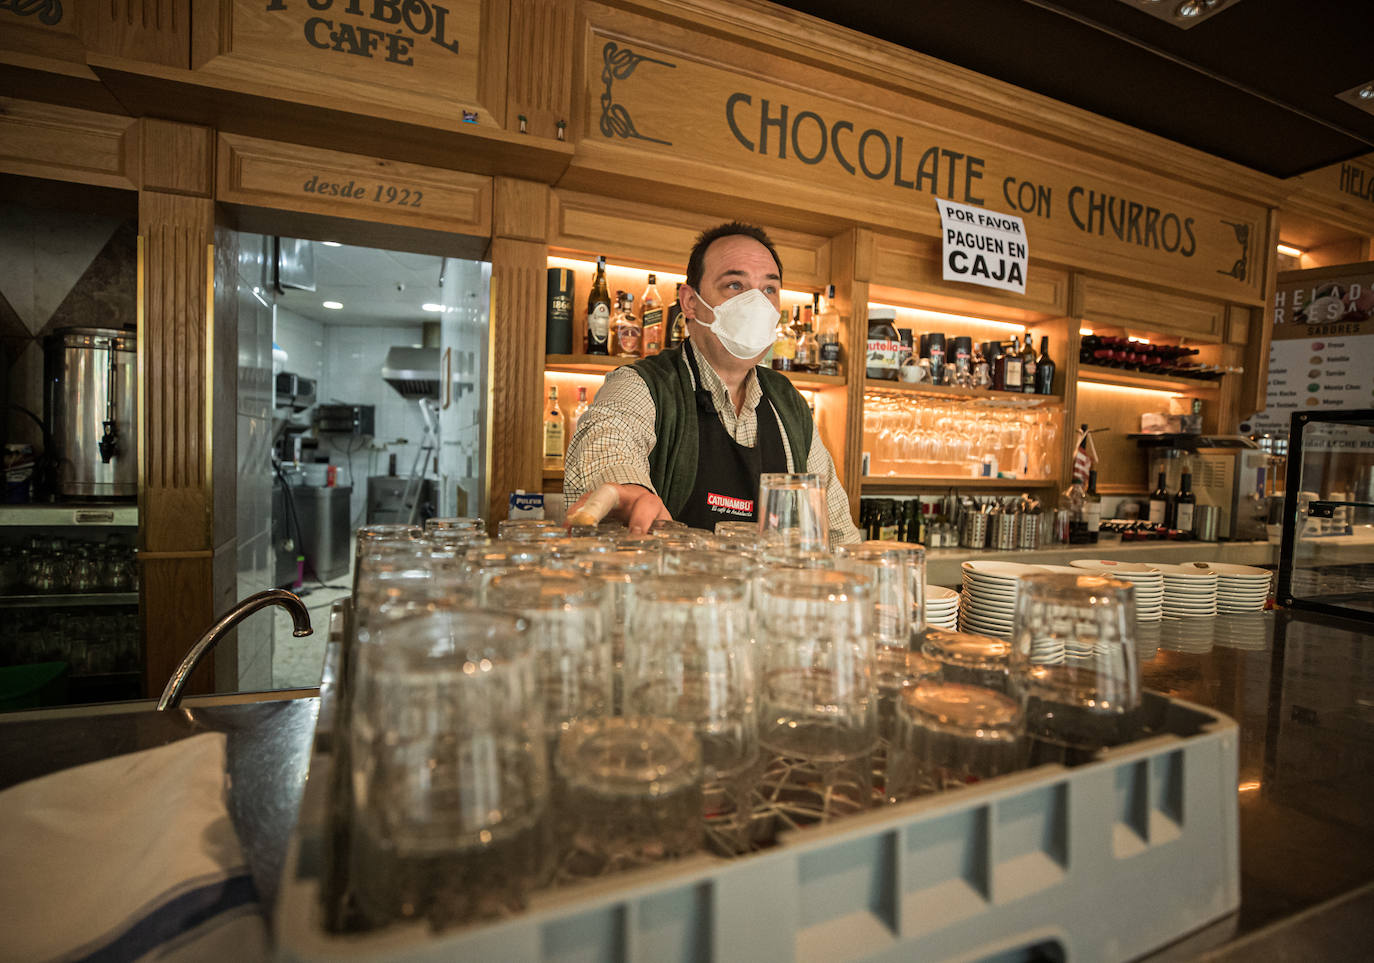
[{"x1": 271, "y1": 578, "x2": 350, "y2": 690}]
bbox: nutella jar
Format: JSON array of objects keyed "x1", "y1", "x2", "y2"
[{"x1": 866, "y1": 307, "x2": 901, "y2": 380}]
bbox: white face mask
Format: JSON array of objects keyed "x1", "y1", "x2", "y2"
[{"x1": 694, "y1": 288, "x2": 779, "y2": 360}]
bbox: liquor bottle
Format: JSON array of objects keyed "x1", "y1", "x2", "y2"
[
  {"x1": 1148, "y1": 472, "x2": 1170, "y2": 525},
  {"x1": 545, "y1": 268, "x2": 574, "y2": 354},
  {"x1": 585, "y1": 255, "x2": 612, "y2": 355},
  {"x1": 1035, "y1": 336, "x2": 1056, "y2": 395},
  {"x1": 1174, "y1": 472, "x2": 1196, "y2": 532},
  {"x1": 543, "y1": 386, "x2": 565, "y2": 469},
  {"x1": 1061, "y1": 476, "x2": 1088, "y2": 544},
  {"x1": 568, "y1": 385, "x2": 590, "y2": 443},
  {"x1": 614, "y1": 291, "x2": 640, "y2": 358},
  {"x1": 665, "y1": 283, "x2": 686, "y2": 350},
  {"x1": 1084, "y1": 470, "x2": 1102, "y2": 543},
  {"x1": 639, "y1": 273, "x2": 664, "y2": 357},
  {"x1": 987, "y1": 341, "x2": 1005, "y2": 390},
  {"x1": 771, "y1": 308, "x2": 797, "y2": 371},
  {"x1": 1001, "y1": 337, "x2": 1024, "y2": 391},
  {"x1": 794, "y1": 302, "x2": 818, "y2": 373},
  {"x1": 817, "y1": 283, "x2": 841, "y2": 376},
  {"x1": 1021, "y1": 333, "x2": 1038, "y2": 394}
]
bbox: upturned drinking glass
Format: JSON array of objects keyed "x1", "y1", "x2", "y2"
[
  {"x1": 755, "y1": 569, "x2": 876, "y2": 825},
  {"x1": 465, "y1": 544, "x2": 545, "y2": 603},
  {"x1": 349, "y1": 608, "x2": 548, "y2": 929},
  {"x1": 832, "y1": 540, "x2": 927, "y2": 646},
  {"x1": 887, "y1": 682, "x2": 1025, "y2": 800},
  {"x1": 556, "y1": 717, "x2": 703, "y2": 876},
  {"x1": 486, "y1": 570, "x2": 613, "y2": 741},
  {"x1": 424, "y1": 516, "x2": 485, "y2": 537},
  {"x1": 352, "y1": 524, "x2": 423, "y2": 598},
  {"x1": 1012, "y1": 573, "x2": 1142, "y2": 766},
  {"x1": 921, "y1": 627, "x2": 1014, "y2": 694},
  {"x1": 757, "y1": 472, "x2": 828, "y2": 550},
  {"x1": 624, "y1": 575, "x2": 759, "y2": 854},
  {"x1": 573, "y1": 550, "x2": 659, "y2": 707}
]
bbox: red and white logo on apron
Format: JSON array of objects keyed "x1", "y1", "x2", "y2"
[{"x1": 706, "y1": 492, "x2": 754, "y2": 517}]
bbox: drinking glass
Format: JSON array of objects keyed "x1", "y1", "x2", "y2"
[
  {"x1": 833, "y1": 540, "x2": 927, "y2": 646},
  {"x1": 573, "y1": 550, "x2": 660, "y2": 708},
  {"x1": 556, "y1": 717, "x2": 703, "y2": 876},
  {"x1": 757, "y1": 472, "x2": 828, "y2": 550},
  {"x1": 887, "y1": 682, "x2": 1025, "y2": 800},
  {"x1": 353, "y1": 541, "x2": 437, "y2": 647},
  {"x1": 465, "y1": 544, "x2": 545, "y2": 603},
  {"x1": 625, "y1": 575, "x2": 758, "y2": 854},
  {"x1": 921, "y1": 627, "x2": 1014, "y2": 694},
  {"x1": 424, "y1": 516, "x2": 485, "y2": 537},
  {"x1": 349, "y1": 608, "x2": 548, "y2": 928},
  {"x1": 352, "y1": 524, "x2": 423, "y2": 597},
  {"x1": 486, "y1": 570, "x2": 612, "y2": 742},
  {"x1": 755, "y1": 570, "x2": 876, "y2": 825},
  {"x1": 714, "y1": 520, "x2": 762, "y2": 545},
  {"x1": 1011, "y1": 573, "x2": 1142, "y2": 766},
  {"x1": 497, "y1": 518, "x2": 564, "y2": 540}
]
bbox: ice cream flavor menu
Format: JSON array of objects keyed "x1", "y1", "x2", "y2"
[{"x1": 1242, "y1": 267, "x2": 1374, "y2": 439}]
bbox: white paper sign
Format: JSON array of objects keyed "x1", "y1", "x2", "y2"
[{"x1": 936, "y1": 198, "x2": 1028, "y2": 294}]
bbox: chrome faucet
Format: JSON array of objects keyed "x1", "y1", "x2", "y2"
[{"x1": 157, "y1": 589, "x2": 314, "y2": 711}]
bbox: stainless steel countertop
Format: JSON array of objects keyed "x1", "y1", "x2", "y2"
[{"x1": 1, "y1": 607, "x2": 1369, "y2": 956}]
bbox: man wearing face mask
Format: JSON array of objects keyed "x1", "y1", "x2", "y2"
[{"x1": 564, "y1": 222, "x2": 861, "y2": 541}]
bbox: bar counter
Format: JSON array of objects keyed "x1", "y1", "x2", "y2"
[{"x1": 1, "y1": 610, "x2": 1370, "y2": 958}]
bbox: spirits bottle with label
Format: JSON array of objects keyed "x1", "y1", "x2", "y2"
[
  {"x1": 795, "y1": 299, "x2": 818, "y2": 373},
  {"x1": 639, "y1": 273, "x2": 664, "y2": 357},
  {"x1": 665, "y1": 283, "x2": 686, "y2": 351},
  {"x1": 614, "y1": 291, "x2": 640, "y2": 358},
  {"x1": 543, "y1": 386, "x2": 565, "y2": 469},
  {"x1": 568, "y1": 385, "x2": 590, "y2": 443},
  {"x1": 585, "y1": 256, "x2": 612, "y2": 355},
  {"x1": 1035, "y1": 336, "x2": 1056, "y2": 394},
  {"x1": 817, "y1": 283, "x2": 841, "y2": 376},
  {"x1": 1002, "y1": 338, "x2": 1024, "y2": 391},
  {"x1": 771, "y1": 308, "x2": 797, "y2": 371},
  {"x1": 1021, "y1": 333, "x2": 1038, "y2": 394}
]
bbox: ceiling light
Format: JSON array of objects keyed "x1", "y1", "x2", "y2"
[
  {"x1": 1174, "y1": 0, "x2": 1217, "y2": 20},
  {"x1": 1359, "y1": 85, "x2": 1374, "y2": 101},
  {"x1": 321, "y1": 241, "x2": 342, "y2": 247},
  {"x1": 1336, "y1": 80, "x2": 1374, "y2": 115},
  {"x1": 421, "y1": 303, "x2": 446, "y2": 313},
  {"x1": 1276, "y1": 243, "x2": 1305, "y2": 258},
  {"x1": 1120, "y1": 0, "x2": 1235, "y2": 30},
  {"x1": 322, "y1": 300, "x2": 343, "y2": 310}
]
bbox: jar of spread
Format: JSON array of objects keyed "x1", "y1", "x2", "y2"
[{"x1": 866, "y1": 307, "x2": 901, "y2": 380}]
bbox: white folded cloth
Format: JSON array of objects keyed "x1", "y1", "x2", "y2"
[{"x1": 0, "y1": 732, "x2": 268, "y2": 963}]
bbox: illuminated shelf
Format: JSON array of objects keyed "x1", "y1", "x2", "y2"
[
  {"x1": 546, "y1": 355, "x2": 845, "y2": 388},
  {"x1": 860, "y1": 476, "x2": 1056, "y2": 492},
  {"x1": 864, "y1": 378, "x2": 1062, "y2": 406},
  {"x1": 1076, "y1": 365, "x2": 1222, "y2": 394}
]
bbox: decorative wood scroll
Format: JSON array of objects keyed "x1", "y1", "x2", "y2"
[
  {"x1": 568, "y1": 3, "x2": 1270, "y2": 307},
  {"x1": 0, "y1": 0, "x2": 189, "y2": 68},
  {"x1": 217, "y1": 131, "x2": 492, "y2": 237}
]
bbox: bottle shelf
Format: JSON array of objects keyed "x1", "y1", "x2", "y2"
[
  {"x1": 0, "y1": 591, "x2": 139, "y2": 608},
  {"x1": 863, "y1": 378, "x2": 1062, "y2": 406},
  {"x1": 547, "y1": 355, "x2": 846, "y2": 389},
  {"x1": 860, "y1": 476, "x2": 1056, "y2": 492},
  {"x1": 1075, "y1": 365, "x2": 1222, "y2": 394}
]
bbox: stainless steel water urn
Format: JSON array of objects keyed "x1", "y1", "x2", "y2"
[{"x1": 44, "y1": 327, "x2": 137, "y2": 498}]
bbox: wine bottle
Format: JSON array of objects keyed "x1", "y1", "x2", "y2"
[
  {"x1": 1148, "y1": 472, "x2": 1170, "y2": 526},
  {"x1": 585, "y1": 256, "x2": 611, "y2": 355},
  {"x1": 1035, "y1": 336, "x2": 1056, "y2": 394},
  {"x1": 1084, "y1": 470, "x2": 1102, "y2": 544},
  {"x1": 1174, "y1": 472, "x2": 1196, "y2": 532},
  {"x1": 1020, "y1": 333, "x2": 1038, "y2": 394}
]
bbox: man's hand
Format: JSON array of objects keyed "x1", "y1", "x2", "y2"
[{"x1": 565, "y1": 483, "x2": 672, "y2": 534}]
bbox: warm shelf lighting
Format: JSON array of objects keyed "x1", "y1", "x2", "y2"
[
  {"x1": 867, "y1": 303, "x2": 1027, "y2": 333},
  {"x1": 1080, "y1": 327, "x2": 1094, "y2": 336},
  {"x1": 1276, "y1": 243, "x2": 1305, "y2": 259},
  {"x1": 322, "y1": 300, "x2": 343, "y2": 310},
  {"x1": 1127, "y1": 336, "x2": 1151, "y2": 345},
  {"x1": 546, "y1": 256, "x2": 687, "y2": 285},
  {"x1": 1238, "y1": 781, "x2": 1261, "y2": 793},
  {"x1": 1078, "y1": 380, "x2": 1184, "y2": 400}
]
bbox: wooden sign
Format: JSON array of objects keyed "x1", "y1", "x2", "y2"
[
  {"x1": 192, "y1": 0, "x2": 506, "y2": 129},
  {"x1": 572, "y1": 4, "x2": 1268, "y2": 306},
  {"x1": 217, "y1": 132, "x2": 492, "y2": 236}
]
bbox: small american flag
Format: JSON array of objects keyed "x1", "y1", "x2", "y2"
[{"x1": 1073, "y1": 425, "x2": 1098, "y2": 483}]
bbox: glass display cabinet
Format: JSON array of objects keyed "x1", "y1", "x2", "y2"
[{"x1": 1277, "y1": 408, "x2": 1374, "y2": 623}]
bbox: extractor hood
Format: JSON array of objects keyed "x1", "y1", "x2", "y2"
[{"x1": 381, "y1": 321, "x2": 442, "y2": 400}]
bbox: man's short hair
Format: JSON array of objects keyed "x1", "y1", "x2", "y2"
[{"x1": 685, "y1": 222, "x2": 783, "y2": 291}]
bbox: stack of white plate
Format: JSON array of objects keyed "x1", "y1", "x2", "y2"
[
  {"x1": 1135, "y1": 619, "x2": 1162, "y2": 662},
  {"x1": 958, "y1": 560, "x2": 1046, "y2": 639},
  {"x1": 924, "y1": 585, "x2": 960, "y2": 631},
  {"x1": 1153, "y1": 562, "x2": 1219, "y2": 617},
  {"x1": 1200, "y1": 562, "x2": 1273, "y2": 613},
  {"x1": 1068, "y1": 560, "x2": 1164, "y2": 621}
]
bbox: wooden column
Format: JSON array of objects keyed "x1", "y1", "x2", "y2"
[
  {"x1": 487, "y1": 177, "x2": 550, "y2": 526},
  {"x1": 830, "y1": 227, "x2": 873, "y2": 521},
  {"x1": 137, "y1": 117, "x2": 223, "y2": 698}
]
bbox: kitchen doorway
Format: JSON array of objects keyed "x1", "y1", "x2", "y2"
[{"x1": 225, "y1": 231, "x2": 490, "y2": 691}]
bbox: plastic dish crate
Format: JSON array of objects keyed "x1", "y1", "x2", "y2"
[{"x1": 276, "y1": 610, "x2": 1239, "y2": 962}]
